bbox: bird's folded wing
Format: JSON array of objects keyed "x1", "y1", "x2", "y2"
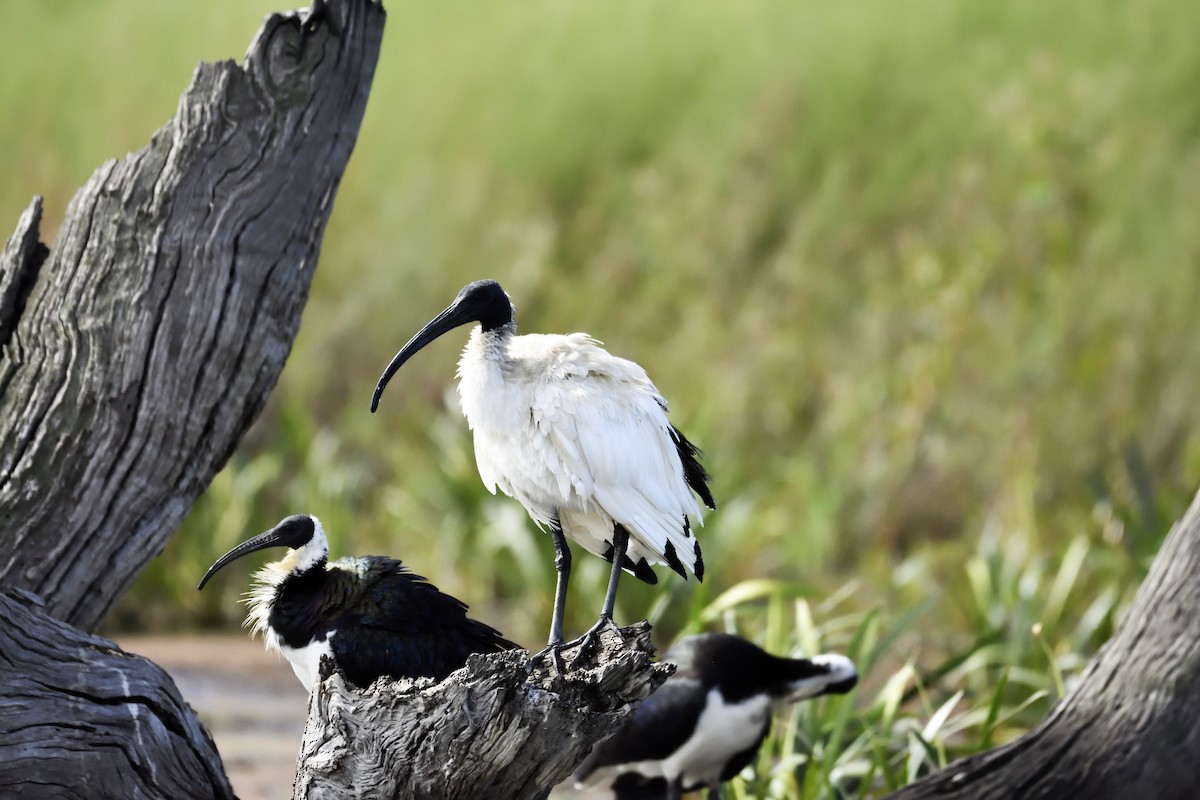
[
  {"x1": 530, "y1": 369, "x2": 704, "y2": 573},
  {"x1": 574, "y1": 678, "x2": 708, "y2": 785}
]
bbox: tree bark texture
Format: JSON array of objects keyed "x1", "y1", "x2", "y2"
[
  {"x1": 0, "y1": 590, "x2": 234, "y2": 800},
  {"x1": 887, "y1": 487, "x2": 1200, "y2": 800},
  {"x1": 294, "y1": 622, "x2": 673, "y2": 800},
  {"x1": 0, "y1": 0, "x2": 385, "y2": 632}
]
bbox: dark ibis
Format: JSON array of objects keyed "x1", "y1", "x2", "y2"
[
  {"x1": 572, "y1": 632, "x2": 858, "y2": 799},
  {"x1": 197, "y1": 514, "x2": 516, "y2": 690}
]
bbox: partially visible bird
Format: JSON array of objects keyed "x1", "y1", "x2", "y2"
[
  {"x1": 197, "y1": 514, "x2": 517, "y2": 691},
  {"x1": 370, "y1": 280, "x2": 715, "y2": 665},
  {"x1": 573, "y1": 633, "x2": 858, "y2": 800}
]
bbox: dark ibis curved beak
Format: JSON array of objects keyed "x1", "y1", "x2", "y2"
[
  {"x1": 370, "y1": 301, "x2": 477, "y2": 413},
  {"x1": 197, "y1": 527, "x2": 290, "y2": 591}
]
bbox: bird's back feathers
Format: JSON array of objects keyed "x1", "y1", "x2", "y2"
[{"x1": 262, "y1": 556, "x2": 516, "y2": 687}]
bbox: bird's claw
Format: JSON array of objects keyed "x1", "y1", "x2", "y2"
[
  {"x1": 565, "y1": 615, "x2": 622, "y2": 670},
  {"x1": 526, "y1": 642, "x2": 566, "y2": 674}
]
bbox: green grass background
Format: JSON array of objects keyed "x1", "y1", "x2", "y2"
[{"x1": 6, "y1": 0, "x2": 1200, "y2": 795}]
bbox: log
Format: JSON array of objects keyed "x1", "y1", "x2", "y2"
[
  {"x1": 294, "y1": 622, "x2": 673, "y2": 800},
  {"x1": 0, "y1": 590, "x2": 233, "y2": 800},
  {"x1": 886, "y1": 487, "x2": 1200, "y2": 800},
  {"x1": 0, "y1": 0, "x2": 385, "y2": 633}
]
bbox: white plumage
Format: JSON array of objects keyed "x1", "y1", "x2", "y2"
[
  {"x1": 372, "y1": 280, "x2": 715, "y2": 659},
  {"x1": 457, "y1": 328, "x2": 705, "y2": 579}
]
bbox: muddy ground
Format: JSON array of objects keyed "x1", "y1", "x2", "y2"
[{"x1": 116, "y1": 634, "x2": 308, "y2": 800}]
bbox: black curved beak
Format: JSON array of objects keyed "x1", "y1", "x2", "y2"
[
  {"x1": 197, "y1": 527, "x2": 290, "y2": 591},
  {"x1": 370, "y1": 300, "x2": 477, "y2": 413}
]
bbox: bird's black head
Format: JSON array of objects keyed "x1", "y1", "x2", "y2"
[
  {"x1": 370, "y1": 279, "x2": 514, "y2": 412},
  {"x1": 453, "y1": 280, "x2": 514, "y2": 331},
  {"x1": 668, "y1": 633, "x2": 771, "y2": 697},
  {"x1": 667, "y1": 633, "x2": 857, "y2": 704},
  {"x1": 197, "y1": 514, "x2": 323, "y2": 590}
]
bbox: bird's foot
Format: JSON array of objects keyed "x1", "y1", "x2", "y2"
[
  {"x1": 525, "y1": 641, "x2": 566, "y2": 674},
  {"x1": 565, "y1": 615, "x2": 623, "y2": 670}
]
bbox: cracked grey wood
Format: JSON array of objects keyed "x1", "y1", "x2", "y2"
[
  {"x1": 0, "y1": 1, "x2": 384, "y2": 797},
  {"x1": 294, "y1": 622, "x2": 673, "y2": 800},
  {"x1": 887, "y1": 488, "x2": 1200, "y2": 800},
  {"x1": 0, "y1": 196, "x2": 47, "y2": 345},
  {"x1": 0, "y1": 0, "x2": 384, "y2": 633},
  {"x1": 0, "y1": 590, "x2": 234, "y2": 800}
]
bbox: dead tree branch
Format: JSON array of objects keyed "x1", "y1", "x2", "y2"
[
  {"x1": 0, "y1": 0, "x2": 384, "y2": 632},
  {"x1": 886, "y1": 488, "x2": 1200, "y2": 800},
  {"x1": 0, "y1": 590, "x2": 234, "y2": 799},
  {"x1": 294, "y1": 622, "x2": 672, "y2": 800}
]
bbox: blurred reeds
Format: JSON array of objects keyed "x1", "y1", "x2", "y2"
[{"x1": 6, "y1": 0, "x2": 1200, "y2": 795}]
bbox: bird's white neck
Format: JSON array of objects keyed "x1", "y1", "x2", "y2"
[
  {"x1": 280, "y1": 520, "x2": 329, "y2": 575},
  {"x1": 244, "y1": 518, "x2": 329, "y2": 639},
  {"x1": 456, "y1": 325, "x2": 518, "y2": 423},
  {"x1": 458, "y1": 323, "x2": 513, "y2": 367}
]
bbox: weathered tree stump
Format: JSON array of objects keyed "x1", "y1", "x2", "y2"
[
  {"x1": 294, "y1": 623, "x2": 672, "y2": 800},
  {"x1": 886, "y1": 487, "x2": 1200, "y2": 800},
  {"x1": 0, "y1": 0, "x2": 384, "y2": 633},
  {"x1": 0, "y1": 590, "x2": 234, "y2": 800}
]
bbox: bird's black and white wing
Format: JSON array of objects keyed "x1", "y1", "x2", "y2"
[{"x1": 574, "y1": 677, "x2": 708, "y2": 790}]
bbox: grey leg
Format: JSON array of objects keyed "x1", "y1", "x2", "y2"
[
  {"x1": 527, "y1": 518, "x2": 571, "y2": 672},
  {"x1": 566, "y1": 524, "x2": 629, "y2": 668}
]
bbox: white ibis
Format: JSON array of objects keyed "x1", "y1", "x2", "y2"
[
  {"x1": 572, "y1": 633, "x2": 858, "y2": 799},
  {"x1": 370, "y1": 279, "x2": 715, "y2": 667},
  {"x1": 197, "y1": 514, "x2": 516, "y2": 691}
]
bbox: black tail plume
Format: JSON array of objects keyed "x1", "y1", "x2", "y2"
[{"x1": 670, "y1": 426, "x2": 715, "y2": 510}]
